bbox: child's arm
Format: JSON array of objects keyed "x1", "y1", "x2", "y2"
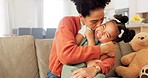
[
  {"x1": 76, "y1": 25, "x2": 86, "y2": 45},
  {"x1": 76, "y1": 25, "x2": 88, "y2": 45},
  {"x1": 75, "y1": 33, "x2": 84, "y2": 45},
  {"x1": 76, "y1": 25, "x2": 95, "y2": 46},
  {"x1": 85, "y1": 29, "x2": 95, "y2": 46},
  {"x1": 100, "y1": 41, "x2": 116, "y2": 56},
  {"x1": 100, "y1": 54, "x2": 109, "y2": 60}
]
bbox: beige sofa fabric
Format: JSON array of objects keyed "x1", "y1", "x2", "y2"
[
  {"x1": 0, "y1": 35, "x2": 39, "y2": 78},
  {"x1": 35, "y1": 39, "x2": 53, "y2": 78},
  {"x1": 106, "y1": 43, "x2": 121, "y2": 77},
  {"x1": 118, "y1": 41, "x2": 134, "y2": 56},
  {"x1": 106, "y1": 41, "x2": 134, "y2": 77}
]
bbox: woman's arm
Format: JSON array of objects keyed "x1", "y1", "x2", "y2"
[
  {"x1": 56, "y1": 17, "x2": 101, "y2": 64},
  {"x1": 71, "y1": 66, "x2": 100, "y2": 78},
  {"x1": 96, "y1": 57, "x2": 115, "y2": 74},
  {"x1": 71, "y1": 57, "x2": 115, "y2": 78}
]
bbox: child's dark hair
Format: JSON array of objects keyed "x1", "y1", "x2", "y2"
[
  {"x1": 113, "y1": 14, "x2": 135, "y2": 43},
  {"x1": 114, "y1": 14, "x2": 129, "y2": 25},
  {"x1": 71, "y1": 0, "x2": 110, "y2": 17}
]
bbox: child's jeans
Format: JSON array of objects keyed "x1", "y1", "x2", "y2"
[{"x1": 47, "y1": 70, "x2": 60, "y2": 78}]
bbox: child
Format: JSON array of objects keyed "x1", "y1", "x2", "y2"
[
  {"x1": 75, "y1": 14, "x2": 135, "y2": 60},
  {"x1": 76, "y1": 21, "x2": 117, "y2": 60}
]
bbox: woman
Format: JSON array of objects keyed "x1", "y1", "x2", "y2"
[{"x1": 48, "y1": 0, "x2": 113, "y2": 78}]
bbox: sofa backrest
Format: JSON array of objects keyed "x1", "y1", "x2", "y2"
[
  {"x1": 0, "y1": 35, "x2": 39, "y2": 78},
  {"x1": 106, "y1": 41, "x2": 134, "y2": 77},
  {"x1": 35, "y1": 39, "x2": 53, "y2": 78}
]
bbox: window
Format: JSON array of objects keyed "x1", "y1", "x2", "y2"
[{"x1": 43, "y1": 0, "x2": 64, "y2": 28}]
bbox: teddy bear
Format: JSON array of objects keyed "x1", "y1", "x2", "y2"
[{"x1": 115, "y1": 32, "x2": 148, "y2": 78}]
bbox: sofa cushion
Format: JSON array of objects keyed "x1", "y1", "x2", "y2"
[
  {"x1": 106, "y1": 41, "x2": 134, "y2": 77},
  {"x1": 119, "y1": 41, "x2": 134, "y2": 56},
  {"x1": 106, "y1": 43, "x2": 121, "y2": 77},
  {"x1": 35, "y1": 39, "x2": 53, "y2": 78},
  {"x1": 0, "y1": 35, "x2": 39, "y2": 78}
]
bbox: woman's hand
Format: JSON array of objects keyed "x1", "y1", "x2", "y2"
[{"x1": 71, "y1": 67, "x2": 99, "y2": 78}]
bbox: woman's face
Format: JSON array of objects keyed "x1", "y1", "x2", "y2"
[
  {"x1": 95, "y1": 21, "x2": 119, "y2": 43},
  {"x1": 81, "y1": 9, "x2": 104, "y2": 30}
]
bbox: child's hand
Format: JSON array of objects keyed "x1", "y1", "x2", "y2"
[
  {"x1": 85, "y1": 59, "x2": 102, "y2": 67},
  {"x1": 100, "y1": 54, "x2": 109, "y2": 60},
  {"x1": 100, "y1": 41, "x2": 117, "y2": 57},
  {"x1": 85, "y1": 29, "x2": 94, "y2": 40}
]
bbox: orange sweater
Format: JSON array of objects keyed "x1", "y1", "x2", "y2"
[{"x1": 49, "y1": 16, "x2": 115, "y2": 76}]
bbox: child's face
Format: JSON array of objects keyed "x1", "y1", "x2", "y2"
[{"x1": 95, "y1": 21, "x2": 119, "y2": 43}]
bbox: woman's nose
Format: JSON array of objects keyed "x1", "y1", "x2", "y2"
[{"x1": 97, "y1": 21, "x2": 102, "y2": 26}]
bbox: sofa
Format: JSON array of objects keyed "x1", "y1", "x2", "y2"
[
  {"x1": 0, "y1": 35, "x2": 134, "y2": 78},
  {"x1": 0, "y1": 35, "x2": 53, "y2": 78}
]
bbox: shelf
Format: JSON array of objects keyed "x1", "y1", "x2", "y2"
[
  {"x1": 126, "y1": 23, "x2": 148, "y2": 28},
  {"x1": 126, "y1": 23, "x2": 148, "y2": 33}
]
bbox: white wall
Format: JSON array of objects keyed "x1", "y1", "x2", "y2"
[
  {"x1": 105, "y1": 0, "x2": 139, "y2": 21},
  {"x1": 114, "y1": 0, "x2": 129, "y2": 9},
  {"x1": 63, "y1": 0, "x2": 78, "y2": 16},
  {"x1": 136, "y1": 0, "x2": 148, "y2": 13},
  {"x1": 129, "y1": 0, "x2": 137, "y2": 19},
  {"x1": 104, "y1": 0, "x2": 115, "y2": 21}
]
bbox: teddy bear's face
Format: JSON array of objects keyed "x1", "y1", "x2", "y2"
[
  {"x1": 134, "y1": 32, "x2": 148, "y2": 45},
  {"x1": 129, "y1": 32, "x2": 148, "y2": 51}
]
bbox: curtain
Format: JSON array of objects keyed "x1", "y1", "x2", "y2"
[
  {"x1": 35, "y1": 0, "x2": 43, "y2": 28},
  {"x1": 0, "y1": 0, "x2": 12, "y2": 36}
]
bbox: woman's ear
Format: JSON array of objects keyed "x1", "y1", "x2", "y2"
[
  {"x1": 79, "y1": 14, "x2": 83, "y2": 18},
  {"x1": 79, "y1": 14, "x2": 86, "y2": 25},
  {"x1": 79, "y1": 14, "x2": 85, "y2": 21}
]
